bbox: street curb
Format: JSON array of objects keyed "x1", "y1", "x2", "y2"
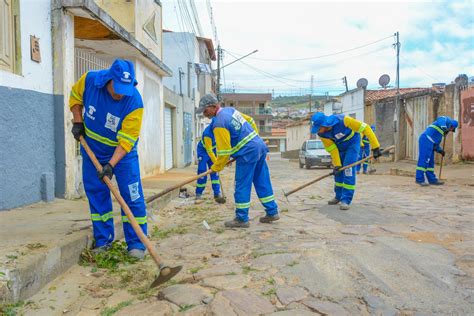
[{"x1": 0, "y1": 188, "x2": 179, "y2": 303}]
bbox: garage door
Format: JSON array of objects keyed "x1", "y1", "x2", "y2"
[{"x1": 164, "y1": 107, "x2": 173, "y2": 170}]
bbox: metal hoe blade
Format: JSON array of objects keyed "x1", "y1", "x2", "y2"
[{"x1": 150, "y1": 265, "x2": 183, "y2": 288}]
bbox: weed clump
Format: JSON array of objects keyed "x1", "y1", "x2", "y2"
[{"x1": 80, "y1": 241, "x2": 138, "y2": 270}]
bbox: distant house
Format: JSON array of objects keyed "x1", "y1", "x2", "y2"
[
  {"x1": 364, "y1": 83, "x2": 469, "y2": 163},
  {"x1": 221, "y1": 93, "x2": 273, "y2": 137},
  {"x1": 285, "y1": 116, "x2": 313, "y2": 152}
]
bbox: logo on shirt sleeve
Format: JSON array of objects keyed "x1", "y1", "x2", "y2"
[{"x1": 105, "y1": 113, "x2": 120, "y2": 132}]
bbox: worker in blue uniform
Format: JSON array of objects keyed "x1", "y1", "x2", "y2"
[
  {"x1": 196, "y1": 120, "x2": 226, "y2": 203},
  {"x1": 311, "y1": 112, "x2": 381, "y2": 210},
  {"x1": 69, "y1": 59, "x2": 147, "y2": 259},
  {"x1": 197, "y1": 94, "x2": 279, "y2": 228},
  {"x1": 357, "y1": 125, "x2": 376, "y2": 175},
  {"x1": 416, "y1": 116, "x2": 458, "y2": 186}
]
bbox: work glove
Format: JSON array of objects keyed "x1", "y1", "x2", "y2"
[
  {"x1": 71, "y1": 122, "x2": 85, "y2": 141},
  {"x1": 211, "y1": 164, "x2": 223, "y2": 173},
  {"x1": 97, "y1": 163, "x2": 114, "y2": 182},
  {"x1": 437, "y1": 149, "x2": 446, "y2": 157},
  {"x1": 331, "y1": 166, "x2": 341, "y2": 175},
  {"x1": 372, "y1": 147, "x2": 382, "y2": 159}
]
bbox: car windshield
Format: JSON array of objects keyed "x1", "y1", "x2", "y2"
[{"x1": 307, "y1": 141, "x2": 324, "y2": 150}]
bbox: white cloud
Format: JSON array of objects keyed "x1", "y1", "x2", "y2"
[{"x1": 162, "y1": 0, "x2": 473, "y2": 93}]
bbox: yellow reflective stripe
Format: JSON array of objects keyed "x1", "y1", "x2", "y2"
[
  {"x1": 91, "y1": 211, "x2": 114, "y2": 222},
  {"x1": 217, "y1": 149, "x2": 233, "y2": 155},
  {"x1": 231, "y1": 131, "x2": 258, "y2": 154},
  {"x1": 122, "y1": 216, "x2": 147, "y2": 225},
  {"x1": 416, "y1": 167, "x2": 426, "y2": 171},
  {"x1": 426, "y1": 168, "x2": 435, "y2": 171},
  {"x1": 362, "y1": 139, "x2": 370, "y2": 143},
  {"x1": 335, "y1": 182, "x2": 344, "y2": 187},
  {"x1": 358, "y1": 123, "x2": 367, "y2": 133},
  {"x1": 429, "y1": 124, "x2": 444, "y2": 135},
  {"x1": 196, "y1": 183, "x2": 206, "y2": 187},
  {"x1": 343, "y1": 131, "x2": 355, "y2": 142},
  {"x1": 235, "y1": 202, "x2": 251, "y2": 209},
  {"x1": 211, "y1": 180, "x2": 220, "y2": 184},
  {"x1": 259, "y1": 195, "x2": 275, "y2": 203},
  {"x1": 342, "y1": 183, "x2": 355, "y2": 190},
  {"x1": 85, "y1": 126, "x2": 118, "y2": 147},
  {"x1": 117, "y1": 131, "x2": 137, "y2": 144},
  {"x1": 326, "y1": 144, "x2": 337, "y2": 152}
]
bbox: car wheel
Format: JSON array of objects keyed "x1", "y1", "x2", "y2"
[
  {"x1": 305, "y1": 159, "x2": 311, "y2": 169},
  {"x1": 299, "y1": 160, "x2": 304, "y2": 168}
]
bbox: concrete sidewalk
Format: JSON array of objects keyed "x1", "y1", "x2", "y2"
[
  {"x1": 0, "y1": 166, "x2": 196, "y2": 303},
  {"x1": 374, "y1": 160, "x2": 474, "y2": 185}
]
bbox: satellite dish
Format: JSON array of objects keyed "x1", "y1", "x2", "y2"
[
  {"x1": 356, "y1": 78, "x2": 368, "y2": 89},
  {"x1": 379, "y1": 74, "x2": 390, "y2": 88}
]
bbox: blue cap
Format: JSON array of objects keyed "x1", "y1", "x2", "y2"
[
  {"x1": 451, "y1": 120, "x2": 458, "y2": 131},
  {"x1": 109, "y1": 59, "x2": 136, "y2": 96},
  {"x1": 311, "y1": 112, "x2": 326, "y2": 134}
]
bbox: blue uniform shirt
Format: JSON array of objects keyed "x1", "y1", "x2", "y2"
[
  {"x1": 318, "y1": 115, "x2": 360, "y2": 150},
  {"x1": 82, "y1": 71, "x2": 143, "y2": 161},
  {"x1": 422, "y1": 116, "x2": 455, "y2": 151}
]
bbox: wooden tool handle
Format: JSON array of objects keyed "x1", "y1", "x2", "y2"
[
  {"x1": 79, "y1": 137, "x2": 163, "y2": 267},
  {"x1": 438, "y1": 136, "x2": 446, "y2": 180},
  {"x1": 145, "y1": 158, "x2": 236, "y2": 204},
  {"x1": 284, "y1": 145, "x2": 395, "y2": 197}
]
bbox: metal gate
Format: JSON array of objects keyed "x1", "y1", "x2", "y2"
[
  {"x1": 75, "y1": 48, "x2": 111, "y2": 81},
  {"x1": 405, "y1": 96, "x2": 429, "y2": 160},
  {"x1": 183, "y1": 112, "x2": 192, "y2": 166},
  {"x1": 164, "y1": 107, "x2": 173, "y2": 170}
]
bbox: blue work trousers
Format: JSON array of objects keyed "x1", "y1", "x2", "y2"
[
  {"x1": 234, "y1": 153, "x2": 278, "y2": 222},
  {"x1": 334, "y1": 144, "x2": 360, "y2": 204},
  {"x1": 357, "y1": 145, "x2": 370, "y2": 173},
  {"x1": 196, "y1": 155, "x2": 220, "y2": 196},
  {"x1": 82, "y1": 150, "x2": 147, "y2": 251},
  {"x1": 416, "y1": 134, "x2": 438, "y2": 184}
]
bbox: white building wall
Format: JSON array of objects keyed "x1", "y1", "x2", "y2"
[
  {"x1": 135, "y1": 59, "x2": 165, "y2": 176},
  {"x1": 286, "y1": 122, "x2": 311, "y2": 151},
  {"x1": 341, "y1": 88, "x2": 364, "y2": 120},
  {"x1": 0, "y1": 0, "x2": 53, "y2": 93},
  {"x1": 162, "y1": 32, "x2": 199, "y2": 97}
]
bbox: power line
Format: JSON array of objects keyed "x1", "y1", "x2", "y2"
[
  {"x1": 226, "y1": 34, "x2": 395, "y2": 62},
  {"x1": 174, "y1": 3, "x2": 193, "y2": 60}
]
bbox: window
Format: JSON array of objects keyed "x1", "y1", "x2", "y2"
[
  {"x1": 307, "y1": 140, "x2": 324, "y2": 150},
  {"x1": 259, "y1": 103, "x2": 264, "y2": 108},
  {"x1": 259, "y1": 120, "x2": 265, "y2": 126},
  {"x1": 0, "y1": 0, "x2": 20, "y2": 73}
]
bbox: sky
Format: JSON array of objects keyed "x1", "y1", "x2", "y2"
[{"x1": 162, "y1": 0, "x2": 473, "y2": 96}]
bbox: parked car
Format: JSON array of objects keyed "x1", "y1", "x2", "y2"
[{"x1": 299, "y1": 139, "x2": 332, "y2": 169}]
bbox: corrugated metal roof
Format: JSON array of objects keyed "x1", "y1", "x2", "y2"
[{"x1": 365, "y1": 88, "x2": 429, "y2": 103}]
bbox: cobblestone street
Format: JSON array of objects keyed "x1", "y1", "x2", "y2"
[{"x1": 20, "y1": 160, "x2": 474, "y2": 315}]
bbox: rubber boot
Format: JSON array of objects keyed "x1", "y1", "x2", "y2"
[
  {"x1": 224, "y1": 218, "x2": 249, "y2": 228},
  {"x1": 431, "y1": 181, "x2": 444, "y2": 185},
  {"x1": 328, "y1": 198, "x2": 340, "y2": 205},
  {"x1": 128, "y1": 249, "x2": 145, "y2": 260},
  {"x1": 259, "y1": 214, "x2": 280, "y2": 223},
  {"x1": 214, "y1": 194, "x2": 226, "y2": 204},
  {"x1": 416, "y1": 182, "x2": 429, "y2": 187},
  {"x1": 339, "y1": 203, "x2": 350, "y2": 211}
]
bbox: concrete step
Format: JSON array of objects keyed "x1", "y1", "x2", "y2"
[{"x1": 0, "y1": 186, "x2": 183, "y2": 303}]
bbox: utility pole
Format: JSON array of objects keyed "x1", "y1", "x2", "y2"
[
  {"x1": 343, "y1": 76, "x2": 348, "y2": 92},
  {"x1": 393, "y1": 31, "x2": 401, "y2": 161},
  {"x1": 395, "y1": 31, "x2": 400, "y2": 94},
  {"x1": 216, "y1": 45, "x2": 221, "y2": 100},
  {"x1": 309, "y1": 75, "x2": 314, "y2": 112}
]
